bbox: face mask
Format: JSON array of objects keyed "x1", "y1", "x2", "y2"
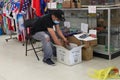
[{"x1": 53, "y1": 20, "x2": 60, "y2": 24}]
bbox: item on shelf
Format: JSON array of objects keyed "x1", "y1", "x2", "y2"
[
  {"x1": 71, "y1": 0, "x2": 81, "y2": 8},
  {"x1": 81, "y1": 0, "x2": 90, "y2": 5},
  {"x1": 90, "y1": 0, "x2": 97, "y2": 5},
  {"x1": 47, "y1": 2, "x2": 57, "y2": 9},
  {"x1": 98, "y1": 0, "x2": 106, "y2": 5},
  {"x1": 57, "y1": 3, "x2": 62, "y2": 9},
  {"x1": 71, "y1": 2, "x2": 81, "y2": 8},
  {"x1": 62, "y1": 1, "x2": 71, "y2": 8},
  {"x1": 106, "y1": 0, "x2": 115, "y2": 5}
]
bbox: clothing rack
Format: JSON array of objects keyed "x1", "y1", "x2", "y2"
[{"x1": 5, "y1": 31, "x2": 17, "y2": 42}]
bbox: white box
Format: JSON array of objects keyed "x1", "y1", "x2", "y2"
[
  {"x1": 47, "y1": 2, "x2": 57, "y2": 9},
  {"x1": 56, "y1": 44, "x2": 83, "y2": 66}
]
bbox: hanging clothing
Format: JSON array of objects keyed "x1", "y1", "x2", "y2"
[
  {"x1": 11, "y1": 1, "x2": 20, "y2": 14},
  {"x1": 3, "y1": 16, "x2": 9, "y2": 34},
  {"x1": 40, "y1": 0, "x2": 47, "y2": 14},
  {"x1": 17, "y1": 13, "x2": 25, "y2": 41},
  {"x1": 7, "y1": 17, "x2": 14, "y2": 31},
  {"x1": 31, "y1": 0, "x2": 42, "y2": 17}
]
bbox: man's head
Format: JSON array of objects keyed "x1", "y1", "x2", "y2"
[{"x1": 51, "y1": 9, "x2": 65, "y2": 24}]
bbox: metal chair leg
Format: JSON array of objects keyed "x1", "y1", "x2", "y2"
[
  {"x1": 25, "y1": 39, "x2": 28, "y2": 56},
  {"x1": 30, "y1": 39, "x2": 40, "y2": 61}
]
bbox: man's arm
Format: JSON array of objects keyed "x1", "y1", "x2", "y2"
[
  {"x1": 47, "y1": 28, "x2": 62, "y2": 46},
  {"x1": 55, "y1": 25, "x2": 67, "y2": 42}
]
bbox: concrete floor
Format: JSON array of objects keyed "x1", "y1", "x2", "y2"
[{"x1": 0, "y1": 35, "x2": 120, "y2": 80}]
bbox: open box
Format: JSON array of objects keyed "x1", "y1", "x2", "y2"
[{"x1": 55, "y1": 43, "x2": 83, "y2": 66}]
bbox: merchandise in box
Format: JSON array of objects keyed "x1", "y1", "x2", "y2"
[{"x1": 55, "y1": 43, "x2": 83, "y2": 66}]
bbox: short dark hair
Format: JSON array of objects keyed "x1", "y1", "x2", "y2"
[{"x1": 49, "y1": 9, "x2": 65, "y2": 21}]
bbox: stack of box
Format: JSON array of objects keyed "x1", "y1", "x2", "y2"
[
  {"x1": 62, "y1": 0, "x2": 81, "y2": 8},
  {"x1": 67, "y1": 36, "x2": 97, "y2": 60}
]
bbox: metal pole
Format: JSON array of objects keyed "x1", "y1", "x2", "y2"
[{"x1": 108, "y1": 9, "x2": 111, "y2": 60}]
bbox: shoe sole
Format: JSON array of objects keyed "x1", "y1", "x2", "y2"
[{"x1": 43, "y1": 62, "x2": 56, "y2": 66}]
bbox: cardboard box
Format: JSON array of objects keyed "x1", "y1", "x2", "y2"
[
  {"x1": 66, "y1": 36, "x2": 95, "y2": 61},
  {"x1": 56, "y1": 44, "x2": 83, "y2": 66},
  {"x1": 67, "y1": 36, "x2": 97, "y2": 48},
  {"x1": 62, "y1": 1, "x2": 71, "y2": 8},
  {"x1": 67, "y1": 36, "x2": 82, "y2": 46},
  {"x1": 83, "y1": 40, "x2": 97, "y2": 48},
  {"x1": 82, "y1": 47, "x2": 93, "y2": 60}
]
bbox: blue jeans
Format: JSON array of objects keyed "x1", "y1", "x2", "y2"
[{"x1": 32, "y1": 31, "x2": 56, "y2": 60}]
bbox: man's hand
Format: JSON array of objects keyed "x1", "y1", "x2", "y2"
[{"x1": 63, "y1": 38, "x2": 69, "y2": 45}]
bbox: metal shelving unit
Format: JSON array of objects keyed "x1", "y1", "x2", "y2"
[{"x1": 62, "y1": 6, "x2": 120, "y2": 60}]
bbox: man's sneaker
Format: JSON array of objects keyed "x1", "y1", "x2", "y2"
[{"x1": 43, "y1": 58, "x2": 55, "y2": 65}]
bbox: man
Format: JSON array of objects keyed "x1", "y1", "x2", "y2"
[{"x1": 31, "y1": 9, "x2": 69, "y2": 65}]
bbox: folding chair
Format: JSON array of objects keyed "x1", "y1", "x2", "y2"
[{"x1": 24, "y1": 19, "x2": 42, "y2": 61}]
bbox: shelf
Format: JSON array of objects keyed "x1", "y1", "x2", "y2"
[
  {"x1": 93, "y1": 45, "x2": 120, "y2": 59},
  {"x1": 62, "y1": 6, "x2": 120, "y2": 60},
  {"x1": 81, "y1": 4, "x2": 120, "y2": 8},
  {"x1": 62, "y1": 6, "x2": 120, "y2": 11},
  {"x1": 94, "y1": 45, "x2": 120, "y2": 55},
  {"x1": 98, "y1": 31, "x2": 120, "y2": 36},
  {"x1": 62, "y1": 8, "x2": 110, "y2": 11}
]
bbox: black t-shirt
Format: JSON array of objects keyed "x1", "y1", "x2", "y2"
[{"x1": 31, "y1": 14, "x2": 56, "y2": 35}]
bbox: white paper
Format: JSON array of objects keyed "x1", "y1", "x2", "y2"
[
  {"x1": 51, "y1": 2, "x2": 57, "y2": 9},
  {"x1": 47, "y1": 3, "x2": 51, "y2": 9},
  {"x1": 88, "y1": 6, "x2": 96, "y2": 13},
  {"x1": 47, "y1": 2, "x2": 57, "y2": 9},
  {"x1": 81, "y1": 23, "x2": 88, "y2": 33},
  {"x1": 89, "y1": 30, "x2": 97, "y2": 35},
  {"x1": 74, "y1": 33, "x2": 97, "y2": 41},
  {"x1": 64, "y1": 21, "x2": 71, "y2": 28}
]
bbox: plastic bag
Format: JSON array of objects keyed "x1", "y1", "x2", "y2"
[{"x1": 88, "y1": 67, "x2": 120, "y2": 80}]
